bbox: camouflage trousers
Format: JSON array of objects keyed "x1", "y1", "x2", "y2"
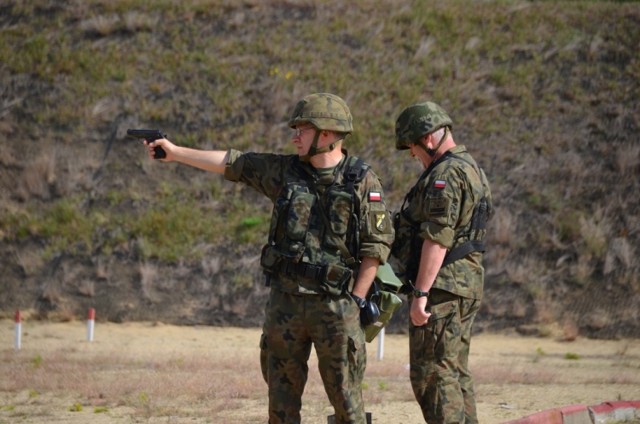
[
  {"x1": 260, "y1": 288, "x2": 367, "y2": 424},
  {"x1": 409, "y1": 289, "x2": 481, "y2": 424}
]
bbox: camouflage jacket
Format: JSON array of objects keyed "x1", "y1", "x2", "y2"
[
  {"x1": 224, "y1": 149, "x2": 394, "y2": 295},
  {"x1": 391, "y1": 145, "x2": 491, "y2": 299}
]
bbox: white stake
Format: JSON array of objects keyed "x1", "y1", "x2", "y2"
[
  {"x1": 87, "y1": 308, "x2": 95, "y2": 342},
  {"x1": 14, "y1": 310, "x2": 21, "y2": 350},
  {"x1": 376, "y1": 327, "x2": 385, "y2": 361}
]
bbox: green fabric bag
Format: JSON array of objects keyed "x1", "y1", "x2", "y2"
[{"x1": 364, "y1": 263, "x2": 404, "y2": 342}]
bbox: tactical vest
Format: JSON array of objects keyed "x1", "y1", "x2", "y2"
[
  {"x1": 392, "y1": 151, "x2": 492, "y2": 286},
  {"x1": 260, "y1": 155, "x2": 370, "y2": 295}
]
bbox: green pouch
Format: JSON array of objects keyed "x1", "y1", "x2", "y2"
[
  {"x1": 375, "y1": 262, "x2": 403, "y2": 293},
  {"x1": 364, "y1": 262, "x2": 404, "y2": 342},
  {"x1": 364, "y1": 289, "x2": 403, "y2": 342}
]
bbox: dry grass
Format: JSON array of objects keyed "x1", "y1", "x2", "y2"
[
  {"x1": 17, "y1": 154, "x2": 56, "y2": 201},
  {"x1": 1, "y1": 322, "x2": 639, "y2": 423}
]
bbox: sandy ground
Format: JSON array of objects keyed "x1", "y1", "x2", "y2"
[{"x1": 1, "y1": 319, "x2": 639, "y2": 423}]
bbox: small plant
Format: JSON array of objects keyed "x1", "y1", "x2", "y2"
[
  {"x1": 564, "y1": 352, "x2": 580, "y2": 360},
  {"x1": 240, "y1": 217, "x2": 263, "y2": 228},
  {"x1": 231, "y1": 272, "x2": 254, "y2": 289},
  {"x1": 69, "y1": 403, "x2": 83, "y2": 412},
  {"x1": 533, "y1": 347, "x2": 546, "y2": 363},
  {"x1": 94, "y1": 406, "x2": 109, "y2": 413},
  {"x1": 31, "y1": 354, "x2": 43, "y2": 369},
  {"x1": 138, "y1": 391, "x2": 150, "y2": 405}
]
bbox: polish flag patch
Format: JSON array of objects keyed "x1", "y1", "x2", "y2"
[
  {"x1": 369, "y1": 191, "x2": 382, "y2": 202},
  {"x1": 434, "y1": 180, "x2": 446, "y2": 189}
]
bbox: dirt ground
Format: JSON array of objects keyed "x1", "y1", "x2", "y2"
[{"x1": 1, "y1": 319, "x2": 639, "y2": 424}]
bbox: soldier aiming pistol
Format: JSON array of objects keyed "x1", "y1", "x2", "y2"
[{"x1": 127, "y1": 129, "x2": 167, "y2": 159}]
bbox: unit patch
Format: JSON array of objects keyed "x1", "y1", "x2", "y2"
[{"x1": 428, "y1": 197, "x2": 449, "y2": 217}]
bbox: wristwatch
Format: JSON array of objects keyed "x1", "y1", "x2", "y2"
[{"x1": 413, "y1": 288, "x2": 429, "y2": 298}]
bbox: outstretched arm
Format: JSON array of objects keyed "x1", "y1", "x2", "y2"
[{"x1": 146, "y1": 138, "x2": 228, "y2": 175}]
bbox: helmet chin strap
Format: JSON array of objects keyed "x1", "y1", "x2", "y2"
[
  {"x1": 300, "y1": 130, "x2": 340, "y2": 162},
  {"x1": 420, "y1": 127, "x2": 449, "y2": 157}
]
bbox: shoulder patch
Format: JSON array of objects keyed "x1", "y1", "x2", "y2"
[
  {"x1": 368, "y1": 191, "x2": 382, "y2": 202},
  {"x1": 428, "y1": 197, "x2": 449, "y2": 217},
  {"x1": 434, "y1": 180, "x2": 446, "y2": 189},
  {"x1": 370, "y1": 211, "x2": 392, "y2": 234}
]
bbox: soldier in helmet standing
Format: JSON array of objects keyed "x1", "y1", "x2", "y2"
[
  {"x1": 391, "y1": 101, "x2": 492, "y2": 423},
  {"x1": 144, "y1": 93, "x2": 394, "y2": 424}
]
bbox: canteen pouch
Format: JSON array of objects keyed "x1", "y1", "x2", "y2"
[
  {"x1": 364, "y1": 290, "x2": 403, "y2": 342},
  {"x1": 374, "y1": 262, "x2": 404, "y2": 293},
  {"x1": 364, "y1": 262, "x2": 404, "y2": 342}
]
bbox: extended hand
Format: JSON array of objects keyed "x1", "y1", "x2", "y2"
[{"x1": 146, "y1": 138, "x2": 174, "y2": 161}]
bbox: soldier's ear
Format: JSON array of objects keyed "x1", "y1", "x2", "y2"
[{"x1": 321, "y1": 130, "x2": 335, "y2": 141}]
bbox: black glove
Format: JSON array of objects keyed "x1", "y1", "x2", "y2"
[{"x1": 351, "y1": 294, "x2": 380, "y2": 327}]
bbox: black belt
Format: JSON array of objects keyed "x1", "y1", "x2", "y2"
[{"x1": 280, "y1": 261, "x2": 325, "y2": 280}]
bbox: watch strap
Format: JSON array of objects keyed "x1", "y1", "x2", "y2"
[
  {"x1": 413, "y1": 288, "x2": 429, "y2": 298},
  {"x1": 351, "y1": 294, "x2": 367, "y2": 308}
]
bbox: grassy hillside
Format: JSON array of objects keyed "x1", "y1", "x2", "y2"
[{"x1": 1, "y1": 0, "x2": 638, "y2": 338}]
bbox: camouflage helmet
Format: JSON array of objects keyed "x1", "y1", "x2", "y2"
[
  {"x1": 395, "y1": 101, "x2": 452, "y2": 150},
  {"x1": 288, "y1": 93, "x2": 353, "y2": 134}
]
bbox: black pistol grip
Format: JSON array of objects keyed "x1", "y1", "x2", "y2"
[
  {"x1": 152, "y1": 131, "x2": 167, "y2": 160},
  {"x1": 126, "y1": 129, "x2": 167, "y2": 160},
  {"x1": 153, "y1": 145, "x2": 166, "y2": 159}
]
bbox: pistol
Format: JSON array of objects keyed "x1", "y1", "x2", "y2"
[{"x1": 127, "y1": 129, "x2": 167, "y2": 159}]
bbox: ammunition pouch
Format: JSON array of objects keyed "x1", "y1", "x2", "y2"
[
  {"x1": 363, "y1": 262, "x2": 404, "y2": 342},
  {"x1": 277, "y1": 259, "x2": 353, "y2": 296},
  {"x1": 322, "y1": 263, "x2": 354, "y2": 295},
  {"x1": 260, "y1": 244, "x2": 282, "y2": 275}
]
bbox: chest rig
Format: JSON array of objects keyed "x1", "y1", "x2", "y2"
[
  {"x1": 392, "y1": 151, "x2": 492, "y2": 287},
  {"x1": 260, "y1": 155, "x2": 370, "y2": 295}
]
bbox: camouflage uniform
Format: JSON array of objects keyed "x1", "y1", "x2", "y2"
[
  {"x1": 392, "y1": 102, "x2": 492, "y2": 424},
  {"x1": 224, "y1": 94, "x2": 394, "y2": 424}
]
